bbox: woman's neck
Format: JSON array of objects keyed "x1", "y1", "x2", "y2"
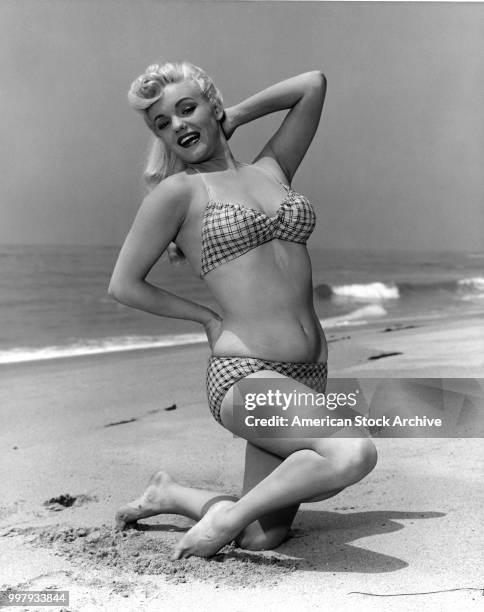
[{"x1": 186, "y1": 136, "x2": 240, "y2": 173}]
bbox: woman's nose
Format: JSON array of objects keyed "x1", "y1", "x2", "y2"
[{"x1": 172, "y1": 116, "x2": 186, "y2": 132}]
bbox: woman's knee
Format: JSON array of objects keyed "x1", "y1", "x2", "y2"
[
  {"x1": 323, "y1": 436, "x2": 378, "y2": 486},
  {"x1": 235, "y1": 524, "x2": 289, "y2": 551},
  {"x1": 342, "y1": 437, "x2": 378, "y2": 484}
]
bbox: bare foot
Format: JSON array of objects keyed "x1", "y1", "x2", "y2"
[
  {"x1": 115, "y1": 470, "x2": 178, "y2": 530},
  {"x1": 172, "y1": 500, "x2": 238, "y2": 559}
]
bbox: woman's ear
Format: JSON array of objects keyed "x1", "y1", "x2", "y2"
[{"x1": 213, "y1": 103, "x2": 225, "y2": 121}]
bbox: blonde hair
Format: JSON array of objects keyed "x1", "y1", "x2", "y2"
[{"x1": 128, "y1": 62, "x2": 224, "y2": 188}]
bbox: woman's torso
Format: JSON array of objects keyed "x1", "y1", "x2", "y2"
[{"x1": 174, "y1": 162, "x2": 327, "y2": 363}]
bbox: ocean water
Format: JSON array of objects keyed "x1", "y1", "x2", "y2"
[{"x1": 1, "y1": 244, "x2": 483, "y2": 364}]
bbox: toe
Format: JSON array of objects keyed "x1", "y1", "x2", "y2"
[
  {"x1": 115, "y1": 506, "x2": 140, "y2": 530},
  {"x1": 172, "y1": 544, "x2": 189, "y2": 560},
  {"x1": 115, "y1": 513, "x2": 128, "y2": 530}
]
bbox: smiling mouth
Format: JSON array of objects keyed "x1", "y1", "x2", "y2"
[{"x1": 177, "y1": 132, "x2": 201, "y2": 148}]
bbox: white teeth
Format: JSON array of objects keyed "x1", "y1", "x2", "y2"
[{"x1": 178, "y1": 133, "x2": 200, "y2": 147}]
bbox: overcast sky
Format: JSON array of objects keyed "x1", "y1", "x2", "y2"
[{"x1": 1, "y1": 1, "x2": 483, "y2": 251}]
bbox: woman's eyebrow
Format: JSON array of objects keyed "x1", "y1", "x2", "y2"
[
  {"x1": 175, "y1": 97, "x2": 196, "y2": 107},
  {"x1": 153, "y1": 98, "x2": 196, "y2": 122}
]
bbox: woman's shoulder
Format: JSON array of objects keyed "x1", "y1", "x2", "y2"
[
  {"x1": 148, "y1": 169, "x2": 199, "y2": 207},
  {"x1": 251, "y1": 156, "x2": 291, "y2": 186}
]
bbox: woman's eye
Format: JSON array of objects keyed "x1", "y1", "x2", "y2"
[
  {"x1": 182, "y1": 106, "x2": 195, "y2": 115},
  {"x1": 156, "y1": 121, "x2": 169, "y2": 130}
]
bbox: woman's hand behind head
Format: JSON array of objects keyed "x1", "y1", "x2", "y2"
[
  {"x1": 203, "y1": 314, "x2": 223, "y2": 350},
  {"x1": 221, "y1": 107, "x2": 237, "y2": 140},
  {"x1": 167, "y1": 242, "x2": 187, "y2": 264}
]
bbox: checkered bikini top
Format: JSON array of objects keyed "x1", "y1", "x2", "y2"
[{"x1": 197, "y1": 164, "x2": 316, "y2": 278}]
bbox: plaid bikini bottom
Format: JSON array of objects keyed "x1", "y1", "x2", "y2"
[{"x1": 206, "y1": 356, "x2": 328, "y2": 425}]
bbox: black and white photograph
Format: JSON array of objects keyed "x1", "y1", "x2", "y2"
[{"x1": 1, "y1": 1, "x2": 483, "y2": 610}]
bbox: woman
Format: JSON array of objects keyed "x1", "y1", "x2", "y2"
[{"x1": 109, "y1": 62, "x2": 377, "y2": 560}]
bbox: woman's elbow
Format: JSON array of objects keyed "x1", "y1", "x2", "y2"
[
  {"x1": 107, "y1": 282, "x2": 121, "y2": 302},
  {"x1": 303, "y1": 71, "x2": 327, "y2": 96},
  {"x1": 108, "y1": 277, "x2": 131, "y2": 304},
  {"x1": 312, "y1": 70, "x2": 327, "y2": 89}
]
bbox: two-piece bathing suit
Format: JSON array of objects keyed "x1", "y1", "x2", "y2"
[{"x1": 196, "y1": 164, "x2": 328, "y2": 425}]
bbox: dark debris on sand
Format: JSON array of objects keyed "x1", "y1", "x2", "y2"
[
  {"x1": 368, "y1": 351, "x2": 403, "y2": 361},
  {"x1": 104, "y1": 418, "x2": 138, "y2": 427},
  {"x1": 14, "y1": 524, "x2": 301, "y2": 588},
  {"x1": 382, "y1": 325, "x2": 419, "y2": 333},
  {"x1": 43, "y1": 494, "x2": 98, "y2": 512}
]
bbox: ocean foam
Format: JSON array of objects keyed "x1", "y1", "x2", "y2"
[
  {"x1": 457, "y1": 277, "x2": 484, "y2": 292},
  {"x1": 0, "y1": 333, "x2": 207, "y2": 364},
  {"x1": 331, "y1": 282, "x2": 399, "y2": 301},
  {"x1": 321, "y1": 304, "x2": 388, "y2": 328}
]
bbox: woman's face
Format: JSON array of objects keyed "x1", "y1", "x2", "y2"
[{"x1": 146, "y1": 80, "x2": 223, "y2": 164}]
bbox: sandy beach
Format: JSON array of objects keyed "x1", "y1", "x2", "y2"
[{"x1": 1, "y1": 315, "x2": 483, "y2": 611}]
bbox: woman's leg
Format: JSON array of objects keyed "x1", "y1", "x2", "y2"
[
  {"x1": 114, "y1": 453, "x2": 297, "y2": 545},
  {"x1": 234, "y1": 442, "x2": 299, "y2": 550},
  {"x1": 235, "y1": 442, "x2": 345, "y2": 550},
  {"x1": 115, "y1": 470, "x2": 238, "y2": 529},
  {"x1": 114, "y1": 446, "x2": 339, "y2": 537},
  {"x1": 173, "y1": 370, "x2": 377, "y2": 559}
]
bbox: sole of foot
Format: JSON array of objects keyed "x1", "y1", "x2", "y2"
[{"x1": 115, "y1": 470, "x2": 177, "y2": 530}]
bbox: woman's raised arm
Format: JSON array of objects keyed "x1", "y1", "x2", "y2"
[
  {"x1": 225, "y1": 71, "x2": 326, "y2": 183},
  {"x1": 108, "y1": 174, "x2": 219, "y2": 327}
]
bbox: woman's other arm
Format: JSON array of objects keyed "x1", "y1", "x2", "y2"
[
  {"x1": 225, "y1": 71, "x2": 327, "y2": 182},
  {"x1": 108, "y1": 174, "x2": 219, "y2": 327}
]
